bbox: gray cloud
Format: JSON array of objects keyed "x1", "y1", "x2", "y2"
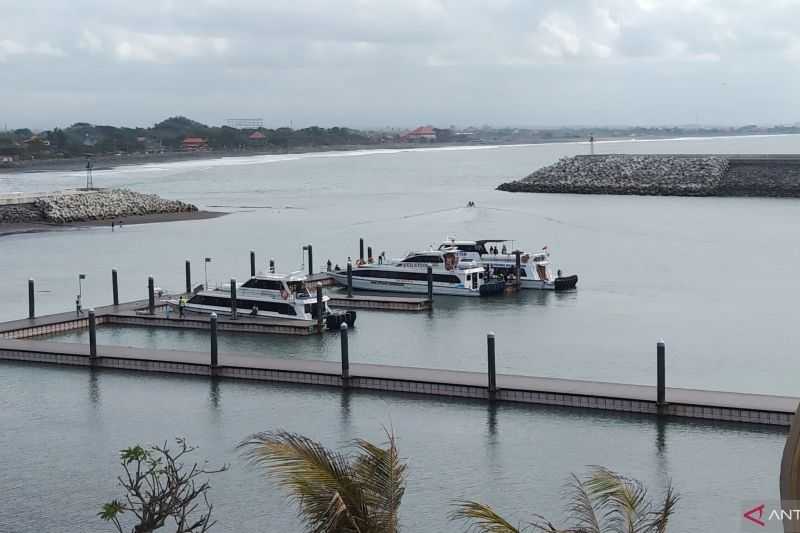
[{"x1": 1, "y1": 0, "x2": 799, "y2": 129}]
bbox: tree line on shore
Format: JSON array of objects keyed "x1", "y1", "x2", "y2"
[
  {"x1": 99, "y1": 430, "x2": 678, "y2": 533},
  {"x1": 4, "y1": 114, "x2": 798, "y2": 162}
]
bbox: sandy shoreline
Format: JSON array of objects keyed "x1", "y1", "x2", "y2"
[{"x1": 0, "y1": 210, "x2": 225, "y2": 238}]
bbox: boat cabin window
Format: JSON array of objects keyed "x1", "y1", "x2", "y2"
[
  {"x1": 352, "y1": 269, "x2": 461, "y2": 283},
  {"x1": 241, "y1": 278, "x2": 284, "y2": 290},
  {"x1": 188, "y1": 295, "x2": 297, "y2": 315},
  {"x1": 439, "y1": 243, "x2": 480, "y2": 253},
  {"x1": 402, "y1": 254, "x2": 443, "y2": 263}
]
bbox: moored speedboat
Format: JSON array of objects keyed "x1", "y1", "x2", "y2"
[
  {"x1": 330, "y1": 249, "x2": 504, "y2": 296},
  {"x1": 437, "y1": 238, "x2": 578, "y2": 291},
  {"x1": 176, "y1": 271, "x2": 356, "y2": 329}
]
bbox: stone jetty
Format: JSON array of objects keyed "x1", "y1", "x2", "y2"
[
  {"x1": 498, "y1": 154, "x2": 800, "y2": 197},
  {"x1": 0, "y1": 189, "x2": 197, "y2": 224}
]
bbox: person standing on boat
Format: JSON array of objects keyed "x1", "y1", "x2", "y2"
[
  {"x1": 501, "y1": 244, "x2": 507, "y2": 254},
  {"x1": 178, "y1": 296, "x2": 186, "y2": 318}
]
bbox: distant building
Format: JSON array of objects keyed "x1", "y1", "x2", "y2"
[
  {"x1": 182, "y1": 137, "x2": 209, "y2": 151},
  {"x1": 401, "y1": 126, "x2": 437, "y2": 142}
]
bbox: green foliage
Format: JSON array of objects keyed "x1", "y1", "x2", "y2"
[
  {"x1": 240, "y1": 429, "x2": 406, "y2": 533},
  {"x1": 450, "y1": 466, "x2": 678, "y2": 533},
  {"x1": 100, "y1": 438, "x2": 227, "y2": 533}
]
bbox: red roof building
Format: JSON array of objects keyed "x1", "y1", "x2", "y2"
[
  {"x1": 248, "y1": 131, "x2": 266, "y2": 140},
  {"x1": 182, "y1": 137, "x2": 209, "y2": 151},
  {"x1": 401, "y1": 126, "x2": 437, "y2": 142}
]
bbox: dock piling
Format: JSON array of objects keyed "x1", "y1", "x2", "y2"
[
  {"x1": 359, "y1": 238, "x2": 364, "y2": 262},
  {"x1": 514, "y1": 250, "x2": 521, "y2": 289},
  {"x1": 112, "y1": 269, "x2": 119, "y2": 306},
  {"x1": 487, "y1": 332, "x2": 497, "y2": 399},
  {"x1": 427, "y1": 265, "x2": 433, "y2": 303},
  {"x1": 27, "y1": 279, "x2": 34, "y2": 319},
  {"x1": 88, "y1": 308, "x2": 97, "y2": 359},
  {"x1": 367, "y1": 246, "x2": 373, "y2": 262},
  {"x1": 340, "y1": 323, "x2": 350, "y2": 385},
  {"x1": 347, "y1": 261, "x2": 353, "y2": 298},
  {"x1": 306, "y1": 244, "x2": 314, "y2": 276},
  {"x1": 185, "y1": 260, "x2": 191, "y2": 293},
  {"x1": 250, "y1": 250, "x2": 256, "y2": 277},
  {"x1": 147, "y1": 276, "x2": 155, "y2": 315},
  {"x1": 269, "y1": 259, "x2": 275, "y2": 274},
  {"x1": 657, "y1": 340, "x2": 666, "y2": 409},
  {"x1": 210, "y1": 312, "x2": 218, "y2": 370},
  {"x1": 316, "y1": 285, "x2": 323, "y2": 333},
  {"x1": 230, "y1": 278, "x2": 237, "y2": 320}
]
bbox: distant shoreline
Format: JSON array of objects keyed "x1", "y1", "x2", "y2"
[
  {"x1": 2, "y1": 132, "x2": 798, "y2": 175},
  {"x1": 0, "y1": 209, "x2": 225, "y2": 238}
]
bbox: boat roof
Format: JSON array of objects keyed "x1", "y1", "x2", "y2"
[
  {"x1": 440, "y1": 238, "x2": 510, "y2": 245},
  {"x1": 252, "y1": 270, "x2": 309, "y2": 282}
]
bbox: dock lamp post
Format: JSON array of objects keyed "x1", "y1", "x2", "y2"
[
  {"x1": 204, "y1": 257, "x2": 212, "y2": 290},
  {"x1": 77, "y1": 273, "x2": 86, "y2": 315}
]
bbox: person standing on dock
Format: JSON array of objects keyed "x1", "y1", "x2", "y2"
[
  {"x1": 75, "y1": 295, "x2": 82, "y2": 316},
  {"x1": 178, "y1": 296, "x2": 186, "y2": 318}
]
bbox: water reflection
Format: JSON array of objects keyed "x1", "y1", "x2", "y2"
[{"x1": 88, "y1": 368, "x2": 100, "y2": 406}]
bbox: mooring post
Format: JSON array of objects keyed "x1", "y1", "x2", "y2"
[
  {"x1": 112, "y1": 269, "x2": 119, "y2": 306},
  {"x1": 185, "y1": 259, "x2": 191, "y2": 293},
  {"x1": 28, "y1": 278, "x2": 35, "y2": 319},
  {"x1": 347, "y1": 261, "x2": 353, "y2": 298},
  {"x1": 657, "y1": 340, "x2": 666, "y2": 409},
  {"x1": 210, "y1": 312, "x2": 218, "y2": 371},
  {"x1": 307, "y1": 244, "x2": 314, "y2": 276},
  {"x1": 340, "y1": 322, "x2": 350, "y2": 386},
  {"x1": 427, "y1": 265, "x2": 434, "y2": 303},
  {"x1": 148, "y1": 276, "x2": 155, "y2": 315},
  {"x1": 514, "y1": 250, "x2": 522, "y2": 290},
  {"x1": 250, "y1": 250, "x2": 256, "y2": 277},
  {"x1": 316, "y1": 285, "x2": 324, "y2": 333},
  {"x1": 88, "y1": 308, "x2": 97, "y2": 359},
  {"x1": 359, "y1": 238, "x2": 364, "y2": 262},
  {"x1": 487, "y1": 332, "x2": 497, "y2": 399},
  {"x1": 269, "y1": 259, "x2": 275, "y2": 274},
  {"x1": 367, "y1": 246, "x2": 373, "y2": 262},
  {"x1": 230, "y1": 278, "x2": 237, "y2": 320}
]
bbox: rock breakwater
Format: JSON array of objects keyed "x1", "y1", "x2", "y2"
[
  {"x1": 498, "y1": 154, "x2": 800, "y2": 197},
  {"x1": 0, "y1": 189, "x2": 197, "y2": 224}
]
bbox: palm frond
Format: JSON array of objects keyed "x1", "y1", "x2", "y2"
[
  {"x1": 352, "y1": 430, "x2": 406, "y2": 533},
  {"x1": 450, "y1": 500, "x2": 521, "y2": 533},
  {"x1": 642, "y1": 483, "x2": 678, "y2": 533},
  {"x1": 239, "y1": 431, "x2": 369, "y2": 533},
  {"x1": 560, "y1": 472, "x2": 603, "y2": 533}
]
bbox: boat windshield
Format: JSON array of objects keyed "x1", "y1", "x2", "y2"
[{"x1": 287, "y1": 281, "x2": 311, "y2": 296}]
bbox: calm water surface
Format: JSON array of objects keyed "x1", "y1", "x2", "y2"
[
  {"x1": 0, "y1": 363, "x2": 787, "y2": 532},
  {"x1": 1, "y1": 135, "x2": 799, "y2": 531}
]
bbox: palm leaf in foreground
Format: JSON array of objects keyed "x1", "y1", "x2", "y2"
[
  {"x1": 239, "y1": 429, "x2": 405, "y2": 533},
  {"x1": 451, "y1": 467, "x2": 678, "y2": 533}
]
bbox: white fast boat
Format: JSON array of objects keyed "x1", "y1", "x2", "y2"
[
  {"x1": 330, "y1": 249, "x2": 505, "y2": 296},
  {"x1": 177, "y1": 271, "x2": 356, "y2": 329},
  {"x1": 437, "y1": 238, "x2": 578, "y2": 291}
]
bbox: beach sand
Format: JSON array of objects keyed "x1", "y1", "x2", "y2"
[{"x1": 0, "y1": 210, "x2": 226, "y2": 238}]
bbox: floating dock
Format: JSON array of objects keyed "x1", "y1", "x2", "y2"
[
  {"x1": 0, "y1": 303, "x2": 796, "y2": 426},
  {"x1": 329, "y1": 294, "x2": 431, "y2": 311}
]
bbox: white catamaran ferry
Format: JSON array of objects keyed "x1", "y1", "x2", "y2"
[
  {"x1": 330, "y1": 249, "x2": 505, "y2": 296},
  {"x1": 178, "y1": 271, "x2": 356, "y2": 329},
  {"x1": 437, "y1": 238, "x2": 578, "y2": 291}
]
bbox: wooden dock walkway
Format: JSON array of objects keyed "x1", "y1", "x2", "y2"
[
  {"x1": 329, "y1": 294, "x2": 431, "y2": 311},
  {"x1": 0, "y1": 335, "x2": 795, "y2": 427}
]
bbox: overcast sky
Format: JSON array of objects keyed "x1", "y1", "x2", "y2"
[{"x1": 2, "y1": 0, "x2": 800, "y2": 130}]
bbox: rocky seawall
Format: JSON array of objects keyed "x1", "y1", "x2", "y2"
[
  {"x1": 498, "y1": 154, "x2": 800, "y2": 197},
  {"x1": 0, "y1": 189, "x2": 197, "y2": 224}
]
